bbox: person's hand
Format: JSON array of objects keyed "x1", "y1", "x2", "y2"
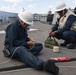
[
  {"x1": 29, "y1": 39, "x2": 34, "y2": 42},
  {"x1": 50, "y1": 31, "x2": 58, "y2": 36},
  {"x1": 50, "y1": 32, "x2": 56, "y2": 36},
  {"x1": 27, "y1": 40, "x2": 35, "y2": 46},
  {"x1": 49, "y1": 30, "x2": 53, "y2": 36}
]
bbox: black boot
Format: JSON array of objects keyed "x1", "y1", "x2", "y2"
[
  {"x1": 43, "y1": 60, "x2": 59, "y2": 74},
  {"x1": 60, "y1": 41, "x2": 69, "y2": 47},
  {"x1": 67, "y1": 43, "x2": 75, "y2": 49}
]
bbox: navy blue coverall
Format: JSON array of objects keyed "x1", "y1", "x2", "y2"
[{"x1": 4, "y1": 20, "x2": 44, "y2": 70}]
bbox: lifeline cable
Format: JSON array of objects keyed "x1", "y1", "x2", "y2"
[
  {"x1": 0, "y1": 47, "x2": 21, "y2": 65},
  {"x1": 0, "y1": 44, "x2": 35, "y2": 65},
  {"x1": 0, "y1": 44, "x2": 35, "y2": 72}
]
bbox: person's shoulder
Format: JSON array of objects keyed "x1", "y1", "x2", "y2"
[
  {"x1": 68, "y1": 14, "x2": 76, "y2": 19},
  {"x1": 68, "y1": 10, "x2": 76, "y2": 17},
  {"x1": 11, "y1": 19, "x2": 20, "y2": 28},
  {"x1": 12, "y1": 19, "x2": 19, "y2": 25}
]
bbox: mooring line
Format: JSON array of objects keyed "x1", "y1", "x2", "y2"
[{"x1": 0, "y1": 67, "x2": 32, "y2": 74}]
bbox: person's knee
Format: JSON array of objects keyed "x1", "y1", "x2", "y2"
[
  {"x1": 16, "y1": 46, "x2": 27, "y2": 55},
  {"x1": 39, "y1": 43, "x2": 43, "y2": 49},
  {"x1": 62, "y1": 31, "x2": 69, "y2": 39},
  {"x1": 39, "y1": 43, "x2": 43, "y2": 50},
  {"x1": 37, "y1": 43, "x2": 43, "y2": 51}
]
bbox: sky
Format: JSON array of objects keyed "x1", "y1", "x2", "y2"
[{"x1": 0, "y1": 0, "x2": 76, "y2": 14}]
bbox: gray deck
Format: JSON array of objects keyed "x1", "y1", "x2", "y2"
[{"x1": 0, "y1": 22, "x2": 76, "y2": 75}]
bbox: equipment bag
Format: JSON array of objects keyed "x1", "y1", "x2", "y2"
[{"x1": 44, "y1": 36, "x2": 59, "y2": 49}]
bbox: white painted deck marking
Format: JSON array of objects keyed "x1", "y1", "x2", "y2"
[{"x1": 0, "y1": 28, "x2": 38, "y2": 34}]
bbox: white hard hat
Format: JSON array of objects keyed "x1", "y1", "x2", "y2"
[
  {"x1": 55, "y1": 1, "x2": 66, "y2": 12},
  {"x1": 18, "y1": 11, "x2": 33, "y2": 25}
]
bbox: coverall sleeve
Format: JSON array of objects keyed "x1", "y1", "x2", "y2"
[
  {"x1": 8, "y1": 25, "x2": 28, "y2": 46},
  {"x1": 51, "y1": 23, "x2": 58, "y2": 31}
]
